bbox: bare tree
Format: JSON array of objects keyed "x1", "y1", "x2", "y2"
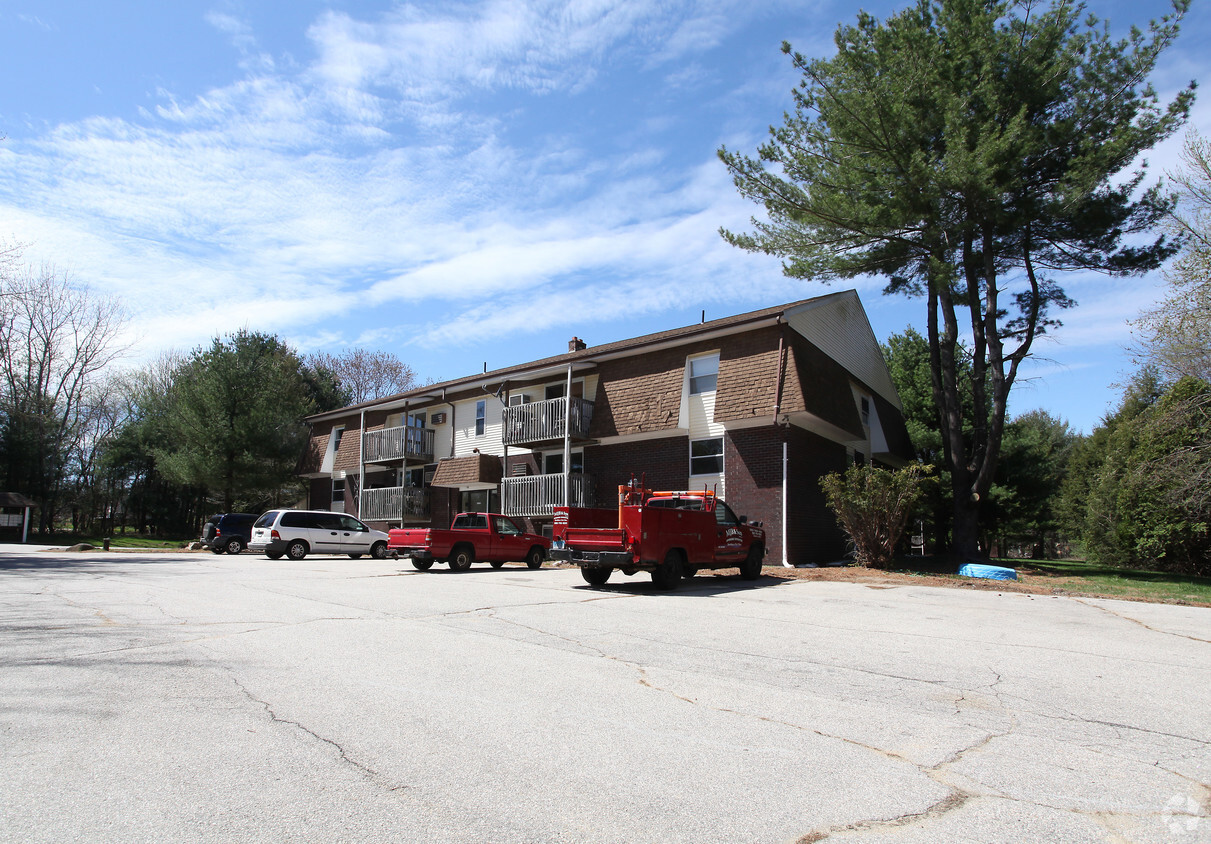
[
  {"x1": 0, "y1": 260, "x2": 127, "y2": 532},
  {"x1": 1133, "y1": 131, "x2": 1211, "y2": 382},
  {"x1": 307, "y1": 348, "x2": 422, "y2": 404}
]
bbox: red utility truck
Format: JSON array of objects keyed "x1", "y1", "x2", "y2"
[
  {"x1": 388, "y1": 513, "x2": 550, "y2": 572},
  {"x1": 549, "y1": 479, "x2": 766, "y2": 589}
]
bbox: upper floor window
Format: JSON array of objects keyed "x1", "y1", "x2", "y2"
[
  {"x1": 475, "y1": 400, "x2": 486, "y2": 436},
  {"x1": 689, "y1": 354, "x2": 719, "y2": 394},
  {"x1": 860, "y1": 396, "x2": 871, "y2": 426}
]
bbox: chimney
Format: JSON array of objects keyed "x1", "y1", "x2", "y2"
[{"x1": 569, "y1": 337, "x2": 587, "y2": 352}]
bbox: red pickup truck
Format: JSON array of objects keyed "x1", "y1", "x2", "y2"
[
  {"x1": 549, "y1": 482, "x2": 765, "y2": 589},
  {"x1": 388, "y1": 513, "x2": 550, "y2": 572}
]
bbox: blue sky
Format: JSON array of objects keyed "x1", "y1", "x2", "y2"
[{"x1": 1, "y1": 0, "x2": 1208, "y2": 435}]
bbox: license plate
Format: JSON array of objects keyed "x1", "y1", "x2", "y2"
[{"x1": 579, "y1": 551, "x2": 600, "y2": 563}]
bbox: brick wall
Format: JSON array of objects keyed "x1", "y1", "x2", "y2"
[
  {"x1": 724, "y1": 426, "x2": 786, "y2": 561},
  {"x1": 307, "y1": 477, "x2": 330, "y2": 511},
  {"x1": 430, "y1": 487, "x2": 458, "y2": 529},
  {"x1": 584, "y1": 436, "x2": 690, "y2": 502},
  {"x1": 786, "y1": 425, "x2": 849, "y2": 563},
  {"x1": 584, "y1": 424, "x2": 847, "y2": 564},
  {"x1": 720, "y1": 425, "x2": 849, "y2": 564}
]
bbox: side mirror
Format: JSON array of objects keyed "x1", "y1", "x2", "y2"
[{"x1": 739, "y1": 515, "x2": 748, "y2": 524}]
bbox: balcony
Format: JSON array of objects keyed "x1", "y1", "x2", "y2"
[
  {"x1": 359, "y1": 486, "x2": 429, "y2": 523},
  {"x1": 501, "y1": 396, "x2": 594, "y2": 446},
  {"x1": 501, "y1": 472, "x2": 595, "y2": 518},
  {"x1": 363, "y1": 425, "x2": 435, "y2": 464}
]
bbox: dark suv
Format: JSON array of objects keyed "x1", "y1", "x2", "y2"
[{"x1": 201, "y1": 513, "x2": 258, "y2": 555}]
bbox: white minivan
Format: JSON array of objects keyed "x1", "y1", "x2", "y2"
[{"x1": 249, "y1": 510, "x2": 390, "y2": 560}]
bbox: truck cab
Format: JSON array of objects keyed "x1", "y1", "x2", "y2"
[{"x1": 550, "y1": 481, "x2": 765, "y2": 589}]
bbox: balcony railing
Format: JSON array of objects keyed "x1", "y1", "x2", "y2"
[
  {"x1": 502, "y1": 472, "x2": 594, "y2": 518},
  {"x1": 363, "y1": 425, "x2": 435, "y2": 463},
  {"x1": 359, "y1": 486, "x2": 429, "y2": 523},
  {"x1": 501, "y1": 397, "x2": 594, "y2": 446}
]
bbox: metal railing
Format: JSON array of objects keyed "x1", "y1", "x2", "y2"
[
  {"x1": 502, "y1": 472, "x2": 594, "y2": 518},
  {"x1": 359, "y1": 486, "x2": 429, "y2": 523},
  {"x1": 362, "y1": 425, "x2": 435, "y2": 463},
  {"x1": 501, "y1": 396, "x2": 594, "y2": 445}
]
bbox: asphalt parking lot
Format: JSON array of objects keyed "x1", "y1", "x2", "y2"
[{"x1": 1, "y1": 545, "x2": 1208, "y2": 843}]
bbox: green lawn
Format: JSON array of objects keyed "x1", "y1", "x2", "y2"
[
  {"x1": 41, "y1": 533, "x2": 192, "y2": 551},
  {"x1": 877, "y1": 555, "x2": 1211, "y2": 605},
  {"x1": 1007, "y1": 558, "x2": 1211, "y2": 605}
]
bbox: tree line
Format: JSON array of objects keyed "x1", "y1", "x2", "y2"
[{"x1": 0, "y1": 260, "x2": 419, "y2": 538}]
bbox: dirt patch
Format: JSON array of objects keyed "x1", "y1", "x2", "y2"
[{"x1": 688, "y1": 564, "x2": 1211, "y2": 607}]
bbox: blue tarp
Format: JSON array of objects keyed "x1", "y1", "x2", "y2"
[{"x1": 957, "y1": 563, "x2": 1018, "y2": 581}]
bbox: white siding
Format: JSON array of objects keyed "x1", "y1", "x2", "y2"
[
  {"x1": 687, "y1": 393, "x2": 723, "y2": 440},
  {"x1": 787, "y1": 291, "x2": 902, "y2": 410},
  {"x1": 452, "y1": 397, "x2": 505, "y2": 457}
]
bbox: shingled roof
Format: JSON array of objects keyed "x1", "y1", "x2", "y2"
[{"x1": 308, "y1": 292, "x2": 850, "y2": 423}]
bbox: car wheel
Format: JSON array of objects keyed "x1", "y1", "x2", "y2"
[
  {"x1": 209, "y1": 546, "x2": 225, "y2": 555},
  {"x1": 490, "y1": 560, "x2": 505, "y2": 569},
  {"x1": 287, "y1": 540, "x2": 308, "y2": 560},
  {"x1": 266, "y1": 551, "x2": 284, "y2": 560},
  {"x1": 581, "y1": 567, "x2": 612, "y2": 586},
  {"x1": 448, "y1": 546, "x2": 473, "y2": 571},
  {"x1": 412, "y1": 558, "x2": 434, "y2": 571},
  {"x1": 370, "y1": 541, "x2": 389, "y2": 560},
  {"x1": 224, "y1": 537, "x2": 243, "y2": 555},
  {"x1": 740, "y1": 546, "x2": 763, "y2": 580},
  {"x1": 651, "y1": 550, "x2": 682, "y2": 590},
  {"x1": 526, "y1": 547, "x2": 545, "y2": 570}
]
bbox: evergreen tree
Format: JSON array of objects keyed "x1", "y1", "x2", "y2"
[
  {"x1": 154, "y1": 331, "x2": 316, "y2": 512},
  {"x1": 720, "y1": 0, "x2": 1193, "y2": 559}
]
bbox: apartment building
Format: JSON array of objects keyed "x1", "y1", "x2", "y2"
[{"x1": 299, "y1": 290, "x2": 913, "y2": 564}]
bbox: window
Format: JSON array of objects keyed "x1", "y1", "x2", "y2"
[
  {"x1": 280, "y1": 512, "x2": 309, "y2": 528},
  {"x1": 339, "y1": 515, "x2": 367, "y2": 532},
  {"x1": 313, "y1": 513, "x2": 342, "y2": 530},
  {"x1": 543, "y1": 450, "x2": 583, "y2": 475},
  {"x1": 714, "y1": 502, "x2": 739, "y2": 527},
  {"x1": 689, "y1": 354, "x2": 719, "y2": 394},
  {"x1": 254, "y1": 511, "x2": 278, "y2": 529},
  {"x1": 332, "y1": 478, "x2": 345, "y2": 503},
  {"x1": 860, "y1": 396, "x2": 871, "y2": 426},
  {"x1": 494, "y1": 516, "x2": 522, "y2": 536},
  {"x1": 690, "y1": 437, "x2": 723, "y2": 475},
  {"x1": 331, "y1": 426, "x2": 345, "y2": 451},
  {"x1": 459, "y1": 489, "x2": 496, "y2": 514},
  {"x1": 453, "y1": 511, "x2": 489, "y2": 529},
  {"x1": 545, "y1": 383, "x2": 565, "y2": 400},
  {"x1": 475, "y1": 400, "x2": 486, "y2": 436}
]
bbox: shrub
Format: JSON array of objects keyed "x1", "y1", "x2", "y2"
[{"x1": 820, "y1": 464, "x2": 927, "y2": 567}]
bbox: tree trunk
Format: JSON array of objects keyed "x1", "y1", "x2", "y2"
[{"x1": 950, "y1": 493, "x2": 983, "y2": 562}]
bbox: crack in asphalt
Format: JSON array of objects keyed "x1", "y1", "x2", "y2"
[
  {"x1": 226, "y1": 671, "x2": 409, "y2": 795},
  {"x1": 481, "y1": 607, "x2": 1206, "y2": 843},
  {"x1": 1074, "y1": 598, "x2": 1211, "y2": 645},
  {"x1": 477, "y1": 608, "x2": 1011, "y2": 841}
]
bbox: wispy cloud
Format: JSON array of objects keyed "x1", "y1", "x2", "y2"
[{"x1": 0, "y1": 0, "x2": 1201, "y2": 415}]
